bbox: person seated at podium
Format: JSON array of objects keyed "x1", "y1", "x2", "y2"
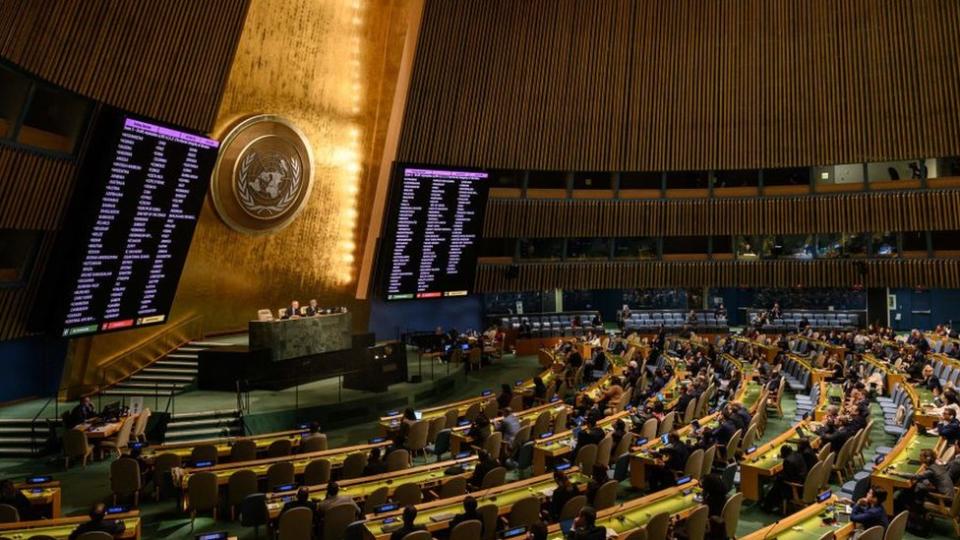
[
  {"x1": 282, "y1": 300, "x2": 302, "y2": 319},
  {"x1": 68, "y1": 396, "x2": 97, "y2": 428},
  {"x1": 305, "y1": 299, "x2": 320, "y2": 317},
  {"x1": 68, "y1": 503, "x2": 125, "y2": 540}
]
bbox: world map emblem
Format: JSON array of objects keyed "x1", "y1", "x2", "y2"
[{"x1": 211, "y1": 115, "x2": 314, "y2": 234}]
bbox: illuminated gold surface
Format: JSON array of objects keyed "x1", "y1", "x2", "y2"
[{"x1": 63, "y1": 0, "x2": 418, "y2": 392}]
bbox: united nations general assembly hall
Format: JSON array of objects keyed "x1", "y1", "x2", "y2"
[{"x1": 1, "y1": 1, "x2": 960, "y2": 540}]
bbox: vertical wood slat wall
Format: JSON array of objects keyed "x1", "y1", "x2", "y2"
[
  {"x1": 0, "y1": 1, "x2": 251, "y2": 340},
  {"x1": 0, "y1": 0, "x2": 251, "y2": 132},
  {"x1": 476, "y1": 259, "x2": 960, "y2": 292},
  {"x1": 399, "y1": 0, "x2": 960, "y2": 171},
  {"x1": 482, "y1": 190, "x2": 960, "y2": 237}
]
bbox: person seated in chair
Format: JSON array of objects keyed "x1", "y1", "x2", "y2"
[
  {"x1": 550, "y1": 470, "x2": 580, "y2": 521},
  {"x1": 893, "y1": 448, "x2": 954, "y2": 517},
  {"x1": 564, "y1": 506, "x2": 605, "y2": 540},
  {"x1": 389, "y1": 505, "x2": 426, "y2": 540},
  {"x1": 68, "y1": 396, "x2": 97, "y2": 428},
  {"x1": 304, "y1": 298, "x2": 320, "y2": 316},
  {"x1": 647, "y1": 432, "x2": 691, "y2": 491},
  {"x1": 281, "y1": 487, "x2": 317, "y2": 521},
  {"x1": 468, "y1": 450, "x2": 499, "y2": 489},
  {"x1": 573, "y1": 416, "x2": 605, "y2": 455},
  {"x1": 919, "y1": 365, "x2": 943, "y2": 396},
  {"x1": 317, "y1": 481, "x2": 360, "y2": 518},
  {"x1": 0, "y1": 479, "x2": 36, "y2": 520},
  {"x1": 847, "y1": 487, "x2": 888, "y2": 533},
  {"x1": 282, "y1": 300, "x2": 301, "y2": 319},
  {"x1": 760, "y1": 445, "x2": 807, "y2": 513},
  {"x1": 449, "y1": 495, "x2": 484, "y2": 535},
  {"x1": 69, "y1": 503, "x2": 125, "y2": 540},
  {"x1": 364, "y1": 447, "x2": 388, "y2": 476},
  {"x1": 934, "y1": 408, "x2": 960, "y2": 445}
]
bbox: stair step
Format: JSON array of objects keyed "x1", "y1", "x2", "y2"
[
  {"x1": 154, "y1": 360, "x2": 198, "y2": 368},
  {"x1": 129, "y1": 374, "x2": 196, "y2": 382},
  {"x1": 0, "y1": 436, "x2": 45, "y2": 444},
  {"x1": 165, "y1": 426, "x2": 242, "y2": 439},
  {"x1": 0, "y1": 426, "x2": 47, "y2": 434},
  {"x1": 0, "y1": 447, "x2": 40, "y2": 455},
  {"x1": 167, "y1": 417, "x2": 241, "y2": 429},
  {"x1": 171, "y1": 409, "x2": 239, "y2": 420},
  {"x1": 167, "y1": 353, "x2": 200, "y2": 360},
  {"x1": 177, "y1": 347, "x2": 205, "y2": 352},
  {"x1": 0, "y1": 418, "x2": 56, "y2": 426},
  {"x1": 141, "y1": 367, "x2": 198, "y2": 376},
  {"x1": 189, "y1": 341, "x2": 231, "y2": 347},
  {"x1": 102, "y1": 389, "x2": 185, "y2": 397}
]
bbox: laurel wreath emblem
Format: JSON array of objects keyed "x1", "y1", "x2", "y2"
[{"x1": 236, "y1": 151, "x2": 302, "y2": 217}]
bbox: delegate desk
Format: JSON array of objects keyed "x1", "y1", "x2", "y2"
[
  {"x1": 629, "y1": 380, "x2": 763, "y2": 489},
  {"x1": 75, "y1": 413, "x2": 138, "y2": 440},
  {"x1": 870, "y1": 426, "x2": 944, "y2": 515},
  {"x1": 545, "y1": 480, "x2": 703, "y2": 540},
  {"x1": 739, "y1": 421, "x2": 822, "y2": 502},
  {"x1": 813, "y1": 383, "x2": 841, "y2": 421},
  {"x1": 740, "y1": 496, "x2": 853, "y2": 540},
  {"x1": 532, "y1": 411, "x2": 633, "y2": 475},
  {"x1": 265, "y1": 456, "x2": 479, "y2": 519},
  {"x1": 861, "y1": 353, "x2": 906, "y2": 395},
  {"x1": 0, "y1": 511, "x2": 140, "y2": 539},
  {"x1": 733, "y1": 336, "x2": 779, "y2": 363},
  {"x1": 140, "y1": 429, "x2": 311, "y2": 464},
  {"x1": 15, "y1": 480, "x2": 61, "y2": 519},
  {"x1": 363, "y1": 469, "x2": 589, "y2": 540},
  {"x1": 178, "y1": 440, "x2": 391, "y2": 507},
  {"x1": 449, "y1": 401, "x2": 569, "y2": 455}
]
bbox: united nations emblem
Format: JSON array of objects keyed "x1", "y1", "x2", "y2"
[{"x1": 210, "y1": 115, "x2": 313, "y2": 234}]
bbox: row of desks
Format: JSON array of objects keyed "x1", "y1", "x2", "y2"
[
  {"x1": 870, "y1": 425, "x2": 945, "y2": 515},
  {"x1": 0, "y1": 511, "x2": 141, "y2": 539}
]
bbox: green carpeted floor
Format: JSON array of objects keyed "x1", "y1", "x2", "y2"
[{"x1": 0, "y1": 359, "x2": 956, "y2": 539}]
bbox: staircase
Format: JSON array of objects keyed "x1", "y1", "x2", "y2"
[
  {"x1": 102, "y1": 341, "x2": 225, "y2": 398},
  {"x1": 0, "y1": 418, "x2": 58, "y2": 456},
  {"x1": 164, "y1": 409, "x2": 243, "y2": 443}
]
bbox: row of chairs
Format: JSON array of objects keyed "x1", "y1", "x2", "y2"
[
  {"x1": 878, "y1": 383, "x2": 914, "y2": 437},
  {"x1": 623, "y1": 311, "x2": 728, "y2": 332},
  {"x1": 749, "y1": 309, "x2": 861, "y2": 330},
  {"x1": 930, "y1": 356, "x2": 960, "y2": 388},
  {"x1": 62, "y1": 409, "x2": 152, "y2": 469},
  {"x1": 499, "y1": 312, "x2": 602, "y2": 337},
  {"x1": 780, "y1": 356, "x2": 813, "y2": 393}
]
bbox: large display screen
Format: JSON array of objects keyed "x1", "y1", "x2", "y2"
[
  {"x1": 381, "y1": 166, "x2": 490, "y2": 300},
  {"x1": 38, "y1": 107, "x2": 219, "y2": 337}
]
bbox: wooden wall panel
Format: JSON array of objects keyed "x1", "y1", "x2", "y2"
[
  {"x1": 0, "y1": 148, "x2": 75, "y2": 230},
  {"x1": 476, "y1": 259, "x2": 960, "y2": 292},
  {"x1": 0, "y1": 0, "x2": 250, "y2": 131},
  {"x1": 400, "y1": 0, "x2": 960, "y2": 171},
  {"x1": 483, "y1": 190, "x2": 960, "y2": 238}
]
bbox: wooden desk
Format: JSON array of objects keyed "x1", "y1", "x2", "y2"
[
  {"x1": 76, "y1": 414, "x2": 137, "y2": 440},
  {"x1": 140, "y1": 428, "x2": 310, "y2": 464},
  {"x1": 363, "y1": 469, "x2": 588, "y2": 539},
  {"x1": 15, "y1": 480, "x2": 61, "y2": 519},
  {"x1": 449, "y1": 401, "x2": 569, "y2": 455},
  {"x1": 265, "y1": 456, "x2": 479, "y2": 518},
  {"x1": 532, "y1": 411, "x2": 631, "y2": 475},
  {"x1": 870, "y1": 426, "x2": 944, "y2": 515},
  {"x1": 0, "y1": 511, "x2": 140, "y2": 539},
  {"x1": 739, "y1": 421, "x2": 821, "y2": 502},
  {"x1": 740, "y1": 497, "x2": 853, "y2": 540}
]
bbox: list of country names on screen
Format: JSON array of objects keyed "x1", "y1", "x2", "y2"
[
  {"x1": 387, "y1": 168, "x2": 488, "y2": 300},
  {"x1": 62, "y1": 118, "x2": 219, "y2": 336}
]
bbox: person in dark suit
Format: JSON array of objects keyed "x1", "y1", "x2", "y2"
[
  {"x1": 68, "y1": 396, "x2": 97, "y2": 428},
  {"x1": 0, "y1": 479, "x2": 36, "y2": 520},
  {"x1": 550, "y1": 470, "x2": 580, "y2": 520},
  {"x1": 68, "y1": 504, "x2": 125, "y2": 540},
  {"x1": 363, "y1": 447, "x2": 388, "y2": 476},
  {"x1": 565, "y1": 506, "x2": 606, "y2": 540},
  {"x1": 849, "y1": 487, "x2": 889, "y2": 532},
  {"x1": 761, "y1": 445, "x2": 807, "y2": 513},
  {"x1": 468, "y1": 450, "x2": 498, "y2": 489},
  {"x1": 282, "y1": 300, "x2": 301, "y2": 319},
  {"x1": 795, "y1": 438, "x2": 818, "y2": 473},
  {"x1": 573, "y1": 417, "x2": 605, "y2": 455},
  {"x1": 935, "y1": 408, "x2": 960, "y2": 444},
  {"x1": 389, "y1": 505, "x2": 427, "y2": 540},
  {"x1": 304, "y1": 299, "x2": 320, "y2": 316},
  {"x1": 281, "y1": 487, "x2": 317, "y2": 522},
  {"x1": 895, "y1": 449, "x2": 955, "y2": 516},
  {"x1": 449, "y1": 496, "x2": 483, "y2": 535},
  {"x1": 648, "y1": 432, "x2": 691, "y2": 490}
]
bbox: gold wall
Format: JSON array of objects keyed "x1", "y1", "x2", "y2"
[{"x1": 63, "y1": 0, "x2": 418, "y2": 393}]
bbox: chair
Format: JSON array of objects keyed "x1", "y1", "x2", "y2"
[
  {"x1": 404, "y1": 420, "x2": 430, "y2": 461},
  {"x1": 657, "y1": 412, "x2": 676, "y2": 435},
  {"x1": 483, "y1": 431, "x2": 503, "y2": 460},
  {"x1": 509, "y1": 394, "x2": 524, "y2": 412},
  {"x1": 438, "y1": 476, "x2": 467, "y2": 498},
  {"x1": 574, "y1": 443, "x2": 598, "y2": 472},
  {"x1": 856, "y1": 526, "x2": 884, "y2": 540},
  {"x1": 700, "y1": 445, "x2": 716, "y2": 479},
  {"x1": 477, "y1": 503, "x2": 499, "y2": 540},
  {"x1": 592, "y1": 480, "x2": 618, "y2": 510},
  {"x1": 883, "y1": 511, "x2": 909, "y2": 540},
  {"x1": 300, "y1": 434, "x2": 328, "y2": 453},
  {"x1": 559, "y1": 494, "x2": 587, "y2": 520},
  {"x1": 464, "y1": 402, "x2": 482, "y2": 422},
  {"x1": 386, "y1": 449, "x2": 411, "y2": 471},
  {"x1": 786, "y1": 461, "x2": 822, "y2": 511},
  {"x1": 624, "y1": 528, "x2": 648, "y2": 540},
  {"x1": 341, "y1": 452, "x2": 367, "y2": 479},
  {"x1": 553, "y1": 409, "x2": 568, "y2": 432},
  {"x1": 190, "y1": 444, "x2": 219, "y2": 465},
  {"x1": 832, "y1": 434, "x2": 858, "y2": 484},
  {"x1": 303, "y1": 458, "x2": 332, "y2": 485},
  {"x1": 401, "y1": 532, "x2": 431, "y2": 540},
  {"x1": 683, "y1": 449, "x2": 704, "y2": 480},
  {"x1": 239, "y1": 493, "x2": 269, "y2": 538},
  {"x1": 683, "y1": 398, "x2": 698, "y2": 424},
  {"x1": 227, "y1": 469, "x2": 258, "y2": 520},
  {"x1": 508, "y1": 495, "x2": 541, "y2": 526},
  {"x1": 684, "y1": 504, "x2": 709, "y2": 540},
  {"x1": 434, "y1": 429, "x2": 452, "y2": 462},
  {"x1": 363, "y1": 485, "x2": 390, "y2": 514},
  {"x1": 132, "y1": 408, "x2": 151, "y2": 442},
  {"x1": 923, "y1": 488, "x2": 960, "y2": 537},
  {"x1": 640, "y1": 418, "x2": 658, "y2": 440},
  {"x1": 278, "y1": 506, "x2": 313, "y2": 540},
  {"x1": 187, "y1": 471, "x2": 219, "y2": 529},
  {"x1": 230, "y1": 439, "x2": 258, "y2": 462},
  {"x1": 393, "y1": 482, "x2": 422, "y2": 506},
  {"x1": 0, "y1": 504, "x2": 18, "y2": 523},
  {"x1": 818, "y1": 453, "x2": 836, "y2": 491},
  {"x1": 427, "y1": 416, "x2": 446, "y2": 448},
  {"x1": 267, "y1": 438, "x2": 293, "y2": 457},
  {"x1": 483, "y1": 400, "x2": 498, "y2": 419},
  {"x1": 739, "y1": 424, "x2": 758, "y2": 453},
  {"x1": 450, "y1": 519, "x2": 483, "y2": 540},
  {"x1": 722, "y1": 493, "x2": 743, "y2": 539},
  {"x1": 532, "y1": 410, "x2": 552, "y2": 437},
  {"x1": 75, "y1": 533, "x2": 114, "y2": 540},
  {"x1": 266, "y1": 461, "x2": 295, "y2": 491},
  {"x1": 645, "y1": 512, "x2": 671, "y2": 540},
  {"x1": 596, "y1": 435, "x2": 613, "y2": 468},
  {"x1": 324, "y1": 503, "x2": 360, "y2": 539},
  {"x1": 480, "y1": 466, "x2": 507, "y2": 489},
  {"x1": 445, "y1": 408, "x2": 460, "y2": 429},
  {"x1": 152, "y1": 452, "x2": 181, "y2": 500},
  {"x1": 613, "y1": 432, "x2": 634, "y2": 460},
  {"x1": 109, "y1": 457, "x2": 141, "y2": 506},
  {"x1": 63, "y1": 428, "x2": 92, "y2": 469}
]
